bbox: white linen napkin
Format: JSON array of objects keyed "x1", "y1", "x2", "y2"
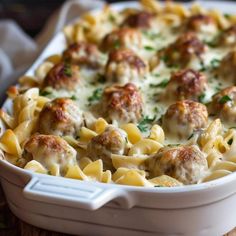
[{"x1": 0, "y1": 0, "x2": 104, "y2": 104}]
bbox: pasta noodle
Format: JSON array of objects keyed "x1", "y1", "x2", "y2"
[{"x1": 2, "y1": 0, "x2": 236, "y2": 188}]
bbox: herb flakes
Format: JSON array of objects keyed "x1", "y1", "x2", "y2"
[
  {"x1": 149, "y1": 79, "x2": 169, "y2": 88},
  {"x1": 137, "y1": 115, "x2": 157, "y2": 132},
  {"x1": 219, "y1": 95, "x2": 232, "y2": 104},
  {"x1": 88, "y1": 88, "x2": 103, "y2": 105}
]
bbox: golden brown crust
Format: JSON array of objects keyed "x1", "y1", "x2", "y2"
[
  {"x1": 102, "y1": 83, "x2": 143, "y2": 123},
  {"x1": 217, "y1": 51, "x2": 236, "y2": 82},
  {"x1": 161, "y1": 32, "x2": 206, "y2": 68},
  {"x1": 42, "y1": 62, "x2": 80, "y2": 90},
  {"x1": 166, "y1": 69, "x2": 207, "y2": 101},
  {"x1": 38, "y1": 98, "x2": 83, "y2": 137},
  {"x1": 218, "y1": 25, "x2": 236, "y2": 46},
  {"x1": 163, "y1": 100, "x2": 208, "y2": 139},
  {"x1": 87, "y1": 126, "x2": 127, "y2": 170},
  {"x1": 209, "y1": 86, "x2": 236, "y2": 123},
  {"x1": 101, "y1": 28, "x2": 142, "y2": 52},
  {"x1": 121, "y1": 11, "x2": 155, "y2": 29},
  {"x1": 105, "y1": 48, "x2": 147, "y2": 84},
  {"x1": 184, "y1": 14, "x2": 216, "y2": 32},
  {"x1": 149, "y1": 145, "x2": 208, "y2": 184},
  {"x1": 62, "y1": 42, "x2": 102, "y2": 68}
]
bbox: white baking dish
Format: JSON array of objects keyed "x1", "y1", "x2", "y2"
[{"x1": 1, "y1": 1, "x2": 236, "y2": 235}]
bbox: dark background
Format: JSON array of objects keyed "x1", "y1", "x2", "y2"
[{"x1": 0, "y1": 0, "x2": 192, "y2": 37}]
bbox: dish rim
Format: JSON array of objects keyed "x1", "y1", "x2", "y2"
[{"x1": 1, "y1": 0, "x2": 236, "y2": 194}]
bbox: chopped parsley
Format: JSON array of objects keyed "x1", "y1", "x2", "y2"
[
  {"x1": 228, "y1": 138, "x2": 233, "y2": 145},
  {"x1": 97, "y1": 74, "x2": 106, "y2": 84},
  {"x1": 224, "y1": 13, "x2": 231, "y2": 19},
  {"x1": 149, "y1": 79, "x2": 169, "y2": 88},
  {"x1": 70, "y1": 95, "x2": 77, "y2": 100},
  {"x1": 137, "y1": 115, "x2": 157, "y2": 132},
  {"x1": 142, "y1": 31, "x2": 163, "y2": 40},
  {"x1": 108, "y1": 14, "x2": 116, "y2": 23},
  {"x1": 199, "y1": 61, "x2": 207, "y2": 72},
  {"x1": 219, "y1": 95, "x2": 232, "y2": 104},
  {"x1": 153, "y1": 73, "x2": 160, "y2": 77},
  {"x1": 114, "y1": 40, "x2": 120, "y2": 49},
  {"x1": 144, "y1": 45, "x2": 155, "y2": 51},
  {"x1": 198, "y1": 93, "x2": 206, "y2": 103},
  {"x1": 64, "y1": 64, "x2": 72, "y2": 77},
  {"x1": 210, "y1": 58, "x2": 221, "y2": 69},
  {"x1": 187, "y1": 133, "x2": 194, "y2": 140},
  {"x1": 40, "y1": 90, "x2": 52, "y2": 96},
  {"x1": 88, "y1": 88, "x2": 103, "y2": 105}
]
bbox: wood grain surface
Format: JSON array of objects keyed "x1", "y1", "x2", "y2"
[{"x1": 0, "y1": 185, "x2": 235, "y2": 236}]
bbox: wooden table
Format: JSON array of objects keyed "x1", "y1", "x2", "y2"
[{"x1": 0, "y1": 185, "x2": 235, "y2": 236}]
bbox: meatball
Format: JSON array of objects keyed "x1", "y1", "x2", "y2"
[
  {"x1": 62, "y1": 42, "x2": 103, "y2": 68},
  {"x1": 218, "y1": 25, "x2": 236, "y2": 46},
  {"x1": 23, "y1": 134, "x2": 77, "y2": 175},
  {"x1": 101, "y1": 28, "x2": 142, "y2": 52},
  {"x1": 149, "y1": 145, "x2": 208, "y2": 184},
  {"x1": 105, "y1": 48, "x2": 147, "y2": 84},
  {"x1": 38, "y1": 98, "x2": 83, "y2": 137},
  {"x1": 184, "y1": 14, "x2": 217, "y2": 34},
  {"x1": 217, "y1": 51, "x2": 236, "y2": 82},
  {"x1": 162, "y1": 100, "x2": 208, "y2": 139},
  {"x1": 209, "y1": 86, "x2": 236, "y2": 124},
  {"x1": 87, "y1": 126, "x2": 128, "y2": 170},
  {"x1": 42, "y1": 62, "x2": 80, "y2": 90},
  {"x1": 121, "y1": 11, "x2": 155, "y2": 29},
  {"x1": 101, "y1": 83, "x2": 143, "y2": 123},
  {"x1": 161, "y1": 32, "x2": 206, "y2": 68},
  {"x1": 166, "y1": 69, "x2": 208, "y2": 101}
]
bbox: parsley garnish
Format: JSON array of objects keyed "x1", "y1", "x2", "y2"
[
  {"x1": 64, "y1": 64, "x2": 72, "y2": 77},
  {"x1": 228, "y1": 138, "x2": 233, "y2": 145},
  {"x1": 108, "y1": 14, "x2": 116, "y2": 23},
  {"x1": 210, "y1": 58, "x2": 221, "y2": 69},
  {"x1": 198, "y1": 93, "x2": 206, "y2": 103},
  {"x1": 224, "y1": 13, "x2": 231, "y2": 19},
  {"x1": 187, "y1": 133, "x2": 194, "y2": 140},
  {"x1": 137, "y1": 115, "x2": 156, "y2": 132},
  {"x1": 219, "y1": 95, "x2": 232, "y2": 104},
  {"x1": 142, "y1": 31, "x2": 163, "y2": 40},
  {"x1": 70, "y1": 95, "x2": 77, "y2": 100},
  {"x1": 40, "y1": 90, "x2": 51, "y2": 96},
  {"x1": 149, "y1": 79, "x2": 169, "y2": 88},
  {"x1": 114, "y1": 40, "x2": 120, "y2": 49},
  {"x1": 144, "y1": 45, "x2": 155, "y2": 51},
  {"x1": 88, "y1": 88, "x2": 103, "y2": 105},
  {"x1": 97, "y1": 74, "x2": 106, "y2": 84}
]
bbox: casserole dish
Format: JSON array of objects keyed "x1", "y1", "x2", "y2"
[{"x1": 1, "y1": 1, "x2": 236, "y2": 235}]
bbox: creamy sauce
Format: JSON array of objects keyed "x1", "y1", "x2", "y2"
[{"x1": 40, "y1": 11, "x2": 235, "y2": 146}]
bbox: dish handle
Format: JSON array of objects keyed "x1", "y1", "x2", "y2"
[{"x1": 23, "y1": 176, "x2": 135, "y2": 210}]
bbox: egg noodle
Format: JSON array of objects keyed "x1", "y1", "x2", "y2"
[{"x1": 1, "y1": 0, "x2": 236, "y2": 187}]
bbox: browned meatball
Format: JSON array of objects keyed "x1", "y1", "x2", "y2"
[
  {"x1": 166, "y1": 69, "x2": 208, "y2": 101},
  {"x1": 149, "y1": 145, "x2": 208, "y2": 184},
  {"x1": 161, "y1": 32, "x2": 206, "y2": 68},
  {"x1": 122, "y1": 11, "x2": 155, "y2": 29},
  {"x1": 217, "y1": 51, "x2": 236, "y2": 82},
  {"x1": 101, "y1": 28, "x2": 142, "y2": 52},
  {"x1": 105, "y1": 48, "x2": 147, "y2": 84},
  {"x1": 87, "y1": 126, "x2": 128, "y2": 170},
  {"x1": 62, "y1": 42, "x2": 103, "y2": 68},
  {"x1": 184, "y1": 14, "x2": 217, "y2": 34},
  {"x1": 101, "y1": 83, "x2": 143, "y2": 123},
  {"x1": 209, "y1": 86, "x2": 236, "y2": 124},
  {"x1": 23, "y1": 134, "x2": 77, "y2": 175},
  {"x1": 38, "y1": 98, "x2": 83, "y2": 137},
  {"x1": 42, "y1": 62, "x2": 80, "y2": 90},
  {"x1": 218, "y1": 25, "x2": 236, "y2": 46},
  {"x1": 162, "y1": 100, "x2": 208, "y2": 139}
]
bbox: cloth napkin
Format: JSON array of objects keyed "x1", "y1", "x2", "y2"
[{"x1": 0, "y1": 0, "x2": 104, "y2": 104}]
